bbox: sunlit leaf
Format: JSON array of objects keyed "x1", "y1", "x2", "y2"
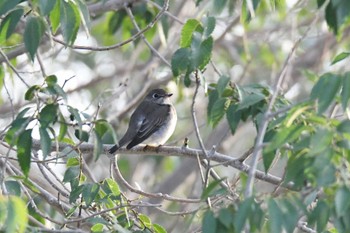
[
  {"x1": 153, "y1": 223, "x2": 167, "y2": 233},
  {"x1": 331, "y1": 52, "x2": 350, "y2": 65},
  {"x1": 49, "y1": 0, "x2": 60, "y2": 33},
  {"x1": 4, "y1": 196, "x2": 28, "y2": 233},
  {"x1": 180, "y1": 19, "x2": 202, "y2": 48},
  {"x1": 0, "y1": 8, "x2": 23, "y2": 43},
  {"x1": 139, "y1": 214, "x2": 152, "y2": 229}
]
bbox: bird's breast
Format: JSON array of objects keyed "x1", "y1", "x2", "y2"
[{"x1": 143, "y1": 105, "x2": 177, "y2": 146}]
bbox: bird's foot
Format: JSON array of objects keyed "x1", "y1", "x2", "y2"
[{"x1": 143, "y1": 145, "x2": 162, "y2": 152}]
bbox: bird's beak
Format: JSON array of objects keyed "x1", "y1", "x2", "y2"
[{"x1": 166, "y1": 93, "x2": 173, "y2": 97}]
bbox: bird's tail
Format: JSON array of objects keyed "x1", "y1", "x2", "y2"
[{"x1": 108, "y1": 144, "x2": 119, "y2": 154}]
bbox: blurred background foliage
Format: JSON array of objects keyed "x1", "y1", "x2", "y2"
[{"x1": 1, "y1": 0, "x2": 350, "y2": 232}]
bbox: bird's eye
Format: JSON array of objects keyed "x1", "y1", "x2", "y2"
[{"x1": 153, "y1": 93, "x2": 159, "y2": 98}]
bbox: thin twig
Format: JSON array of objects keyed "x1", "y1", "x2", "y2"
[
  {"x1": 124, "y1": 4, "x2": 171, "y2": 67},
  {"x1": 112, "y1": 156, "x2": 201, "y2": 203},
  {"x1": 53, "y1": 0, "x2": 169, "y2": 52},
  {"x1": 0, "y1": 48, "x2": 30, "y2": 87}
]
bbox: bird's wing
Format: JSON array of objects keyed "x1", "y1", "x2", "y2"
[{"x1": 126, "y1": 104, "x2": 169, "y2": 149}]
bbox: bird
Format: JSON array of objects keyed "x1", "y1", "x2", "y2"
[{"x1": 108, "y1": 88, "x2": 177, "y2": 154}]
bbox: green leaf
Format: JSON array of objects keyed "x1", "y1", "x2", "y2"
[
  {"x1": 202, "y1": 16, "x2": 216, "y2": 38},
  {"x1": 212, "y1": 0, "x2": 228, "y2": 14},
  {"x1": 201, "y1": 178, "x2": 226, "y2": 199},
  {"x1": 5, "y1": 117, "x2": 30, "y2": 146},
  {"x1": 226, "y1": 104, "x2": 241, "y2": 134},
  {"x1": 218, "y1": 208, "x2": 234, "y2": 228},
  {"x1": 0, "y1": 8, "x2": 24, "y2": 43},
  {"x1": 63, "y1": 166, "x2": 80, "y2": 183},
  {"x1": 74, "y1": 129, "x2": 89, "y2": 142},
  {"x1": 312, "y1": 149, "x2": 335, "y2": 187},
  {"x1": 0, "y1": 0, "x2": 21, "y2": 16},
  {"x1": 108, "y1": 10, "x2": 126, "y2": 34},
  {"x1": 139, "y1": 214, "x2": 152, "y2": 229},
  {"x1": 24, "y1": 85, "x2": 41, "y2": 101},
  {"x1": 341, "y1": 72, "x2": 350, "y2": 110},
  {"x1": 264, "y1": 125, "x2": 305, "y2": 154},
  {"x1": 310, "y1": 128, "x2": 332, "y2": 155},
  {"x1": 280, "y1": 199, "x2": 299, "y2": 233},
  {"x1": 207, "y1": 90, "x2": 219, "y2": 120},
  {"x1": 82, "y1": 183, "x2": 100, "y2": 207},
  {"x1": 5, "y1": 196, "x2": 28, "y2": 233},
  {"x1": 237, "y1": 87, "x2": 266, "y2": 110},
  {"x1": 58, "y1": 114, "x2": 67, "y2": 141},
  {"x1": 93, "y1": 129, "x2": 103, "y2": 161},
  {"x1": 310, "y1": 73, "x2": 341, "y2": 114},
  {"x1": 153, "y1": 223, "x2": 167, "y2": 233},
  {"x1": 49, "y1": 0, "x2": 60, "y2": 33},
  {"x1": 68, "y1": 106, "x2": 82, "y2": 126},
  {"x1": 209, "y1": 98, "x2": 228, "y2": 127},
  {"x1": 106, "y1": 178, "x2": 121, "y2": 196},
  {"x1": 39, "y1": 127, "x2": 51, "y2": 158},
  {"x1": 39, "y1": 104, "x2": 58, "y2": 128},
  {"x1": 180, "y1": 19, "x2": 202, "y2": 48},
  {"x1": 76, "y1": 0, "x2": 90, "y2": 33},
  {"x1": 202, "y1": 211, "x2": 217, "y2": 233},
  {"x1": 335, "y1": 186, "x2": 350, "y2": 217},
  {"x1": 191, "y1": 36, "x2": 213, "y2": 70},
  {"x1": 67, "y1": 157, "x2": 79, "y2": 167},
  {"x1": 60, "y1": 0, "x2": 81, "y2": 45},
  {"x1": 337, "y1": 119, "x2": 350, "y2": 134},
  {"x1": 234, "y1": 197, "x2": 253, "y2": 232},
  {"x1": 321, "y1": 0, "x2": 350, "y2": 35},
  {"x1": 69, "y1": 185, "x2": 84, "y2": 203},
  {"x1": 38, "y1": 0, "x2": 56, "y2": 16},
  {"x1": 308, "y1": 200, "x2": 329, "y2": 232},
  {"x1": 5, "y1": 180, "x2": 21, "y2": 196},
  {"x1": 16, "y1": 129, "x2": 32, "y2": 177},
  {"x1": 331, "y1": 52, "x2": 350, "y2": 65},
  {"x1": 268, "y1": 199, "x2": 283, "y2": 233},
  {"x1": 45, "y1": 75, "x2": 57, "y2": 86},
  {"x1": 91, "y1": 223, "x2": 104, "y2": 232},
  {"x1": 24, "y1": 16, "x2": 46, "y2": 61},
  {"x1": 171, "y1": 47, "x2": 191, "y2": 77},
  {"x1": 216, "y1": 75, "x2": 230, "y2": 95}
]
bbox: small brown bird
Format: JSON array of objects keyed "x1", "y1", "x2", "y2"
[{"x1": 108, "y1": 89, "x2": 177, "y2": 154}]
